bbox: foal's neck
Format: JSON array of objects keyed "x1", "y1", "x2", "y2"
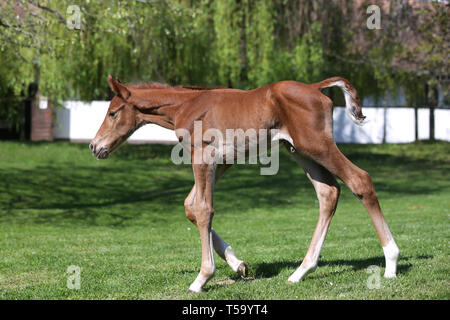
[{"x1": 131, "y1": 89, "x2": 202, "y2": 130}]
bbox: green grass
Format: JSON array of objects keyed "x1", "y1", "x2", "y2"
[{"x1": 0, "y1": 140, "x2": 449, "y2": 299}]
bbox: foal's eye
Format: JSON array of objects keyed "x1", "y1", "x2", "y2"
[{"x1": 109, "y1": 111, "x2": 117, "y2": 118}]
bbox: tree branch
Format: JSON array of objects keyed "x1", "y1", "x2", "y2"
[{"x1": 26, "y1": 0, "x2": 66, "y2": 24}]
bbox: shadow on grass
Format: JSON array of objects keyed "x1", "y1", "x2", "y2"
[
  {"x1": 317, "y1": 255, "x2": 418, "y2": 276},
  {"x1": 189, "y1": 253, "x2": 430, "y2": 292},
  {"x1": 251, "y1": 254, "x2": 430, "y2": 279},
  {"x1": 0, "y1": 142, "x2": 448, "y2": 226}
]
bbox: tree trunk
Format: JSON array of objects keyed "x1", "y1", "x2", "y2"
[{"x1": 425, "y1": 83, "x2": 435, "y2": 141}]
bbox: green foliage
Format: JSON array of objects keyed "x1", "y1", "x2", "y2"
[
  {"x1": 245, "y1": 0, "x2": 276, "y2": 87},
  {"x1": 0, "y1": 46, "x2": 31, "y2": 130},
  {"x1": 0, "y1": 0, "x2": 447, "y2": 129},
  {"x1": 290, "y1": 22, "x2": 324, "y2": 83},
  {"x1": 213, "y1": 0, "x2": 242, "y2": 87}
]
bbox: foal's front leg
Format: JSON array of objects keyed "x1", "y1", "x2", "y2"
[
  {"x1": 188, "y1": 163, "x2": 216, "y2": 293},
  {"x1": 211, "y1": 230, "x2": 248, "y2": 276},
  {"x1": 186, "y1": 189, "x2": 247, "y2": 276},
  {"x1": 211, "y1": 164, "x2": 247, "y2": 276}
]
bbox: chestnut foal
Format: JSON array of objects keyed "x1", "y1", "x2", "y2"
[{"x1": 90, "y1": 75, "x2": 399, "y2": 293}]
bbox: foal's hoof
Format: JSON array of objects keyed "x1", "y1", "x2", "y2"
[
  {"x1": 237, "y1": 262, "x2": 248, "y2": 277},
  {"x1": 188, "y1": 288, "x2": 203, "y2": 294},
  {"x1": 384, "y1": 272, "x2": 397, "y2": 279}
]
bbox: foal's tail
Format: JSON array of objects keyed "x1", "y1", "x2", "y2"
[{"x1": 312, "y1": 77, "x2": 366, "y2": 125}]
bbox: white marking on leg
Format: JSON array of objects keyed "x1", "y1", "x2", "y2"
[
  {"x1": 287, "y1": 232, "x2": 323, "y2": 283},
  {"x1": 189, "y1": 273, "x2": 210, "y2": 293},
  {"x1": 288, "y1": 264, "x2": 317, "y2": 283},
  {"x1": 223, "y1": 246, "x2": 243, "y2": 272},
  {"x1": 212, "y1": 229, "x2": 244, "y2": 273},
  {"x1": 288, "y1": 216, "x2": 328, "y2": 283},
  {"x1": 383, "y1": 239, "x2": 400, "y2": 278},
  {"x1": 189, "y1": 229, "x2": 215, "y2": 293}
]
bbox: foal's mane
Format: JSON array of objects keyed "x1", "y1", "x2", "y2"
[{"x1": 127, "y1": 82, "x2": 215, "y2": 91}]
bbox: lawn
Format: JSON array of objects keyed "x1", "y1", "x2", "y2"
[{"x1": 0, "y1": 141, "x2": 448, "y2": 299}]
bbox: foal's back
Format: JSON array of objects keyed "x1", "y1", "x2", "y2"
[{"x1": 174, "y1": 81, "x2": 324, "y2": 132}]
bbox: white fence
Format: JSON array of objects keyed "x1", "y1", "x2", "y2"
[{"x1": 53, "y1": 101, "x2": 450, "y2": 144}]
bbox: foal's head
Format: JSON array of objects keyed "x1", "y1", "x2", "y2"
[{"x1": 90, "y1": 75, "x2": 139, "y2": 159}]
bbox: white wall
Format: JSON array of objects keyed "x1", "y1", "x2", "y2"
[
  {"x1": 435, "y1": 109, "x2": 450, "y2": 141},
  {"x1": 53, "y1": 101, "x2": 178, "y2": 144},
  {"x1": 53, "y1": 101, "x2": 450, "y2": 144}
]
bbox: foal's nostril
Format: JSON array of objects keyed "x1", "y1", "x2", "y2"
[{"x1": 89, "y1": 143, "x2": 94, "y2": 152}]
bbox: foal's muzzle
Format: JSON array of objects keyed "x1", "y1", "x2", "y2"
[{"x1": 89, "y1": 143, "x2": 109, "y2": 159}]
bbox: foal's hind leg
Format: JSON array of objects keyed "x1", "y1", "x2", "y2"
[
  {"x1": 288, "y1": 154, "x2": 340, "y2": 283},
  {"x1": 301, "y1": 142, "x2": 400, "y2": 278}
]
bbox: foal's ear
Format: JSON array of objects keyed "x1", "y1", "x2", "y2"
[{"x1": 107, "y1": 74, "x2": 130, "y2": 100}]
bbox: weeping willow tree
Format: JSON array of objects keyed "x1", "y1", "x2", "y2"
[
  {"x1": 0, "y1": 0, "x2": 447, "y2": 131},
  {"x1": 212, "y1": 0, "x2": 330, "y2": 88},
  {"x1": 212, "y1": 0, "x2": 242, "y2": 87},
  {"x1": 245, "y1": 0, "x2": 276, "y2": 87},
  {"x1": 0, "y1": 0, "x2": 218, "y2": 102}
]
